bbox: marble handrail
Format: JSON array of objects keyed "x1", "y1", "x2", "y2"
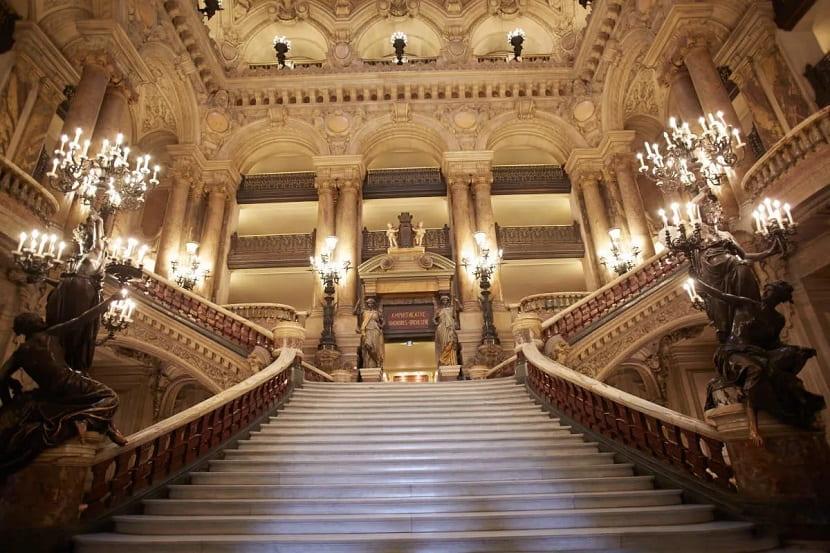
[
  {"x1": 223, "y1": 302, "x2": 299, "y2": 328},
  {"x1": 83, "y1": 347, "x2": 299, "y2": 516},
  {"x1": 139, "y1": 271, "x2": 274, "y2": 353},
  {"x1": 518, "y1": 292, "x2": 590, "y2": 318},
  {"x1": 742, "y1": 105, "x2": 830, "y2": 202},
  {"x1": 301, "y1": 361, "x2": 335, "y2": 382},
  {"x1": 0, "y1": 154, "x2": 60, "y2": 221},
  {"x1": 521, "y1": 342, "x2": 735, "y2": 490},
  {"x1": 484, "y1": 355, "x2": 518, "y2": 379},
  {"x1": 541, "y1": 250, "x2": 684, "y2": 341}
]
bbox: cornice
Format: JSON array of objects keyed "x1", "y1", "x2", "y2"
[
  {"x1": 312, "y1": 154, "x2": 366, "y2": 183},
  {"x1": 714, "y1": 2, "x2": 776, "y2": 69},
  {"x1": 442, "y1": 150, "x2": 494, "y2": 177},
  {"x1": 641, "y1": 3, "x2": 716, "y2": 69},
  {"x1": 74, "y1": 19, "x2": 153, "y2": 85},
  {"x1": 13, "y1": 21, "x2": 79, "y2": 89}
]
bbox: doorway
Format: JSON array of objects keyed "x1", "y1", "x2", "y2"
[{"x1": 384, "y1": 340, "x2": 436, "y2": 382}]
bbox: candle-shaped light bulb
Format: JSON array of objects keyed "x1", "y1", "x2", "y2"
[
  {"x1": 658, "y1": 209, "x2": 668, "y2": 228},
  {"x1": 37, "y1": 232, "x2": 49, "y2": 255},
  {"x1": 670, "y1": 202, "x2": 681, "y2": 226},
  {"x1": 59, "y1": 134, "x2": 68, "y2": 154},
  {"x1": 669, "y1": 116, "x2": 677, "y2": 130},
  {"x1": 783, "y1": 203, "x2": 794, "y2": 225},
  {"x1": 29, "y1": 229, "x2": 39, "y2": 251},
  {"x1": 753, "y1": 210, "x2": 762, "y2": 233},
  {"x1": 47, "y1": 234, "x2": 57, "y2": 256},
  {"x1": 73, "y1": 127, "x2": 82, "y2": 145},
  {"x1": 82, "y1": 139, "x2": 91, "y2": 158},
  {"x1": 57, "y1": 241, "x2": 66, "y2": 261},
  {"x1": 115, "y1": 133, "x2": 123, "y2": 146},
  {"x1": 16, "y1": 232, "x2": 26, "y2": 253}
]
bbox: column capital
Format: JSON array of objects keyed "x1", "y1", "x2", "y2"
[
  {"x1": 202, "y1": 161, "x2": 241, "y2": 196},
  {"x1": 442, "y1": 150, "x2": 493, "y2": 180},
  {"x1": 312, "y1": 155, "x2": 366, "y2": 186}
]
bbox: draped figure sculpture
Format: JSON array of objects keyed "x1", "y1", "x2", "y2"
[
  {"x1": 45, "y1": 213, "x2": 107, "y2": 372},
  {"x1": 435, "y1": 295, "x2": 459, "y2": 366},
  {"x1": 358, "y1": 298, "x2": 384, "y2": 369},
  {"x1": 0, "y1": 293, "x2": 127, "y2": 476},
  {"x1": 693, "y1": 229, "x2": 824, "y2": 446}
]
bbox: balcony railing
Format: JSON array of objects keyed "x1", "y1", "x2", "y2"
[
  {"x1": 224, "y1": 303, "x2": 300, "y2": 329},
  {"x1": 228, "y1": 232, "x2": 315, "y2": 269},
  {"x1": 362, "y1": 225, "x2": 452, "y2": 261},
  {"x1": 236, "y1": 172, "x2": 316, "y2": 204},
  {"x1": 0, "y1": 153, "x2": 60, "y2": 223},
  {"x1": 518, "y1": 292, "x2": 590, "y2": 319},
  {"x1": 496, "y1": 224, "x2": 585, "y2": 260}
]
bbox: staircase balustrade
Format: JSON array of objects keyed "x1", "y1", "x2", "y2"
[
  {"x1": 83, "y1": 347, "x2": 299, "y2": 519},
  {"x1": 521, "y1": 342, "x2": 735, "y2": 491},
  {"x1": 302, "y1": 360, "x2": 335, "y2": 382},
  {"x1": 139, "y1": 272, "x2": 272, "y2": 354},
  {"x1": 484, "y1": 356, "x2": 517, "y2": 379},
  {"x1": 543, "y1": 251, "x2": 684, "y2": 343},
  {"x1": 518, "y1": 291, "x2": 590, "y2": 319}
]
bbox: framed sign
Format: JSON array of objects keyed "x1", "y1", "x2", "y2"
[{"x1": 383, "y1": 304, "x2": 435, "y2": 338}]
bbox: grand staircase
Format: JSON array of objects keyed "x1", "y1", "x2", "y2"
[{"x1": 75, "y1": 378, "x2": 777, "y2": 552}]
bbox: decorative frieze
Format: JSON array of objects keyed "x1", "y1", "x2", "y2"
[
  {"x1": 496, "y1": 224, "x2": 584, "y2": 260},
  {"x1": 491, "y1": 165, "x2": 571, "y2": 195},
  {"x1": 236, "y1": 172, "x2": 316, "y2": 203},
  {"x1": 228, "y1": 232, "x2": 315, "y2": 268}
]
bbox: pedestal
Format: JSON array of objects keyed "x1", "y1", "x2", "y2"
[
  {"x1": 315, "y1": 347, "x2": 343, "y2": 373},
  {"x1": 706, "y1": 404, "x2": 830, "y2": 535},
  {"x1": 468, "y1": 365, "x2": 489, "y2": 380},
  {"x1": 437, "y1": 365, "x2": 463, "y2": 381},
  {"x1": 359, "y1": 368, "x2": 383, "y2": 382},
  {"x1": 331, "y1": 368, "x2": 356, "y2": 383},
  {"x1": 0, "y1": 433, "x2": 102, "y2": 550}
]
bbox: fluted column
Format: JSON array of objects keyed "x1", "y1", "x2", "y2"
[
  {"x1": 447, "y1": 175, "x2": 478, "y2": 309},
  {"x1": 471, "y1": 173, "x2": 503, "y2": 304},
  {"x1": 684, "y1": 44, "x2": 744, "y2": 215},
  {"x1": 198, "y1": 186, "x2": 229, "y2": 299},
  {"x1": 613, "y1": 154, "x2": 656, "y2": 258}
]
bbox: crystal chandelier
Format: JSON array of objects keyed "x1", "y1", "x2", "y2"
[
  {"x1": 599, "y1": 228, "x2": 641, "y2": 276},
  {"x1": 637, "y1": 112, "x2": 745, "y2": 199},
  {"x1": 46, "y1": 129, "x2": 160, "y2": 214},
  {"x1": 171, "y1": 242, "x2": 210, "y2": 291}
]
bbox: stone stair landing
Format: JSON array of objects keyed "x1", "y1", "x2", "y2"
[{"x1": 75, "y1": 378, "x2": 777, "y2": 552}]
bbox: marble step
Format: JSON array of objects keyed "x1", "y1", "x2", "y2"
[
  {"x1": 250, "y1": 424, "x2": 570, "y2": 440},
  {"x1": 208, "y1": 451, "x2": 614, "y2": 473},
  {"x1": 291, "y1": 388, "x2": 528, "y2": 400},
  {"x1": 268, "y1": 410, "x2": 547, "y2": 424},
  {"x1": 169, "y1": 475, "x2": 658, "y2": 500},
  {"x1": 190, "y1": 463, "x2": 635, "y2": 485},
  {"x1": 222, "y1": 443, "x2": 601, "y2": 462},
  {"x1": 74, "y1": 523, "x2": 778, "y2": 553},
  {"x1": 144, "y1": 489, "x2": 684, "y2": 516},
  {"x1": 237, "y1": 436, "x2": 587, "y2": 453},
  {"x1": 112, "y1": 505, "x2": 716, "y2": 535},
  {"x1": 301, "y1": 379, "x2": 515, "y2": 389},
  {"x1": 261, "y1": 415, "x2": 558, "y2": 430},
  {"x1": 247, "y1": 432, "x2": 574, "y2": 446},
  {"x1": 286, "y1": 397, "x2": 533, "y2": 408},
  {"x1": 273, "y1": 406, "x2": 545, "y2": 418}
]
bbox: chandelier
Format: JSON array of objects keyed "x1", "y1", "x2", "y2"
[
  {"x1": 637, "y1": 112, "x2": 745, "y2": 198},
  {"x1": 171, "y1": 242, "x2": 210, "y2": 291},
  {"x1": 46, "y1": 129, "x2": 160, "y2": 214},
  {"x1": 105, "y1": 236, "x2": 149, "y2": 283},
  {"x1": 100, "y1": 288, "x2": 136, "y2": 341},
  {"x1": 599, "y1": 228, "x2": 641, "y2": 276}
]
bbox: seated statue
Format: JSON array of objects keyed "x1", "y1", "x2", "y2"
[
  {"x1": 699, "y1": 279, "x2": 825, "y2": 447},
  {"x1": 0, "y1": 294, "x2": 127, "y2": 477}
]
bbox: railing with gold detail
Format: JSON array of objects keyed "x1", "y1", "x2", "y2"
[
  {"x1": 0, "y1": 153, "x2": 60, "y2": 222},
  {"x1": 83, "y1": 347, "x2": 299, "y2": 518},
  {"x1": 138, "y1": 272, "x2": 272, "y2": 354},
  {"x1": 542, "y1": 251, "x2": 684, "y2": 343},
  {"x1": 520, "y1": 342, "x2": 735, "y2": 491}
]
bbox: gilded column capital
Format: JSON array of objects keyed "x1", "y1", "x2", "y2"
[{"x1": 312, "y1": 154, "x2": 366, "y2": 187}]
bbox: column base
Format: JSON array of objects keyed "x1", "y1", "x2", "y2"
[
  {"x1": 331, "y1": 368, "x2": 357, "y2": 382},
  {"x1": 315, "y1": 347, "x2": 343, "y2": 373},
  {"x1": 437, "y1": 365, "x2": 464, "y2": 381},
  {"x1": 468, "y1": 365, "x2": 489, "y2": 380}
]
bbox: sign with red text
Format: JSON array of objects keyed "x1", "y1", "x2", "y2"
[{"x1": 383, "y1": 304, "x2": 435, "y2": 337}]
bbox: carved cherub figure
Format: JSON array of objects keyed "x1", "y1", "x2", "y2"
[
  {"x1": 385, "y1": 223, "x2": 399, "y2": 249},
  {"x1": 414, "y1": 221, "x2": 427, "y2": 247}
]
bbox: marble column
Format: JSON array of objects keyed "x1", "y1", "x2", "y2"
[
  {"x1": 333, "y1": 178, "x2": 360, "y2": 313},
  {"x1": 684, "y1": 45, "x2": 745, "y2": 215},
  {"x1": 311, "y1": 178, "x2": 337, "y2": 311},
  {"x1": 580, "y1": 171, "x2": 612, "y2": 269},
  {"x1": 57, "y1": 64, "x2": 110, "y2": 232},
  {"x1": 667, "y1": 69, "x2": 704, "y2": 126},
  {"x1": 732, "y1": 60, "x2": 786, "y2": 150},
  {"x1": 471, "y1": 174, "x2": 503, "y2": 303},
  {"x1": 213, "y1": 195, "x2": 237, "y2": 305},
  {"x1": 155, "y1": 174, "x2": 191, "y2": 278},
  {"x1": 572, "y1": 189, "x2": 602, "y2": 291},
  {"x1": 198, "y1": 186, "x2": 227, "y2": 299},
  {"x1": 183, "y1": 184, "x2": 206, "y2": 245},
  {"x1": 448, "y1": 175, "x2": 478, "y2": 310},
  {"x1": 614, "y1": 154, "x2": 656, "y2": 258},
  {"x1": 91, "y1": 85, "x2": 130, "y2": 146}
]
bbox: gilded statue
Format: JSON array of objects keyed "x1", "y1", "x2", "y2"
[
  {"x1": 358, "y1": 297, "x2": 384, "y2": 369},
  {"x1": 45, "y1": 213, "x2": 107, "y2": 373},
  {"x1": 0, "y1": 293, "x2": 127, "y2": 476},
  {"x1": 434, "y1": 295, "x2": 459, "y2": 366}
]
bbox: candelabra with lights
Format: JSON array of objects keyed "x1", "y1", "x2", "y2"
[
  {"x1": 100, "y1": 288, "x2": 136, "y2": 342},
  {"x1": 171, "y1": 242, "x2": 210, "y2": 291},
  {"x1": 106, "y1": 236, "x2": 149, "y2": 284},
  {"x1": 273, "y1": 35, "x2": 293, "y2": 69},
  {"x1": 12, "y1": 229, "x2": 67, "y2": 282},
  {"x1": 463, "y1": 232, "x2": 503, "y2": 345},
  {"x1": 310, "y1": 236, "x2": 351, "y2": 350},
  {"x1": 391, "y1": 32, "x2": 408, "y2": 65},
  {"x1": 507, "y1": 28, "x2": 526, "y2": 62},
  {"x1": 600, "y1": 228, "x2": 641, "y2": 277},
  {"x1": 46, "y1": 129, "x2": 159, "y2": 216}
]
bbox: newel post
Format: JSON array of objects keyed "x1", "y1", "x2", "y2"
[
  {"x1": 272, "y1": 320, "x2": 306, "y2": 390},
  {"x1": 706, "y1": 405, "x2": 830, "y2": 534},
  {"x1": 0, "y1": 433, "x2": 104, "y2": 549},
  {"x1": 511, "y1": 312, "x2": 543, "y2": 384}
]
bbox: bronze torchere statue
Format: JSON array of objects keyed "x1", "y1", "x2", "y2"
[
  {"x1": 0, "y1": 293, "x2": 127, "y2": 477},
  {"x1": 699, "y1": 278, "x2": 825, "y2": 447},
  {"x1": 45, "y1": 213, "x2": 107, "y2": 373}
]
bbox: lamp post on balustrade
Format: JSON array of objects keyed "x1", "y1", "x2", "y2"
[{"x1": 310, "y1": 235, "x2": 351, "y2": 351}]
